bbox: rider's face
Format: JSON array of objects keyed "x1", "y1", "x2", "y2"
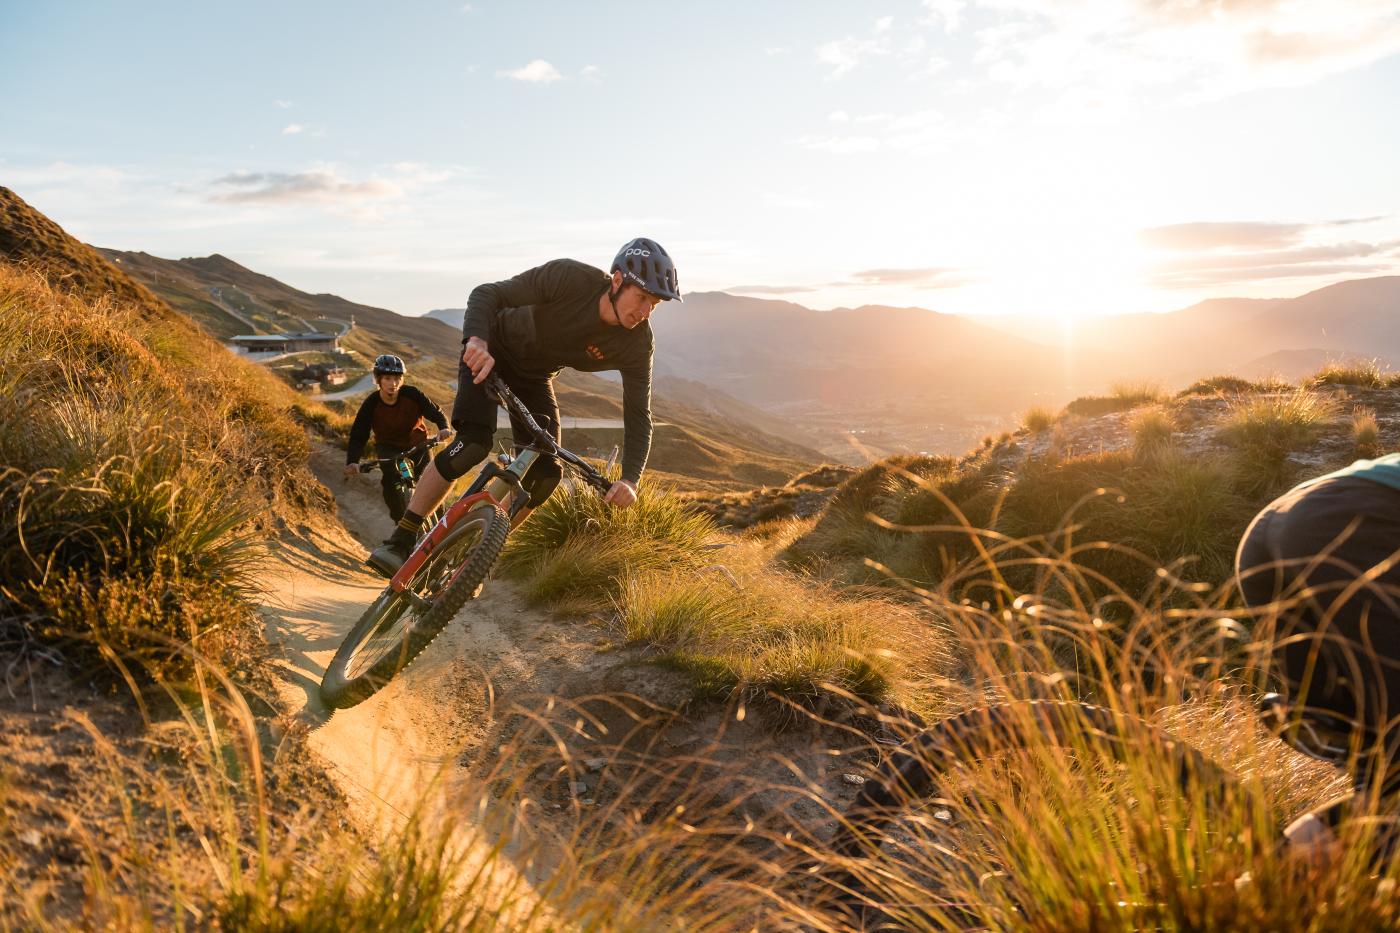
[
  {"x1": 611, "y1": 279, "x2": 662, "y2": 329},
  {"x1": 377, "y1": 373, "x2": 403, "y2": 400}
]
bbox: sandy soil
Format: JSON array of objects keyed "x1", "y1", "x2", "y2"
[{"x1": 251, "y1": 442, "x2": 881, "y2": 920}]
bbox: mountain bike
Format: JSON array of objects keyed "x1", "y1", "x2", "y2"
[
  {"x1": 350, "y1": 437, "x2": 447, "y2": 529},
  {"x1": 320, "y1": 374, "x2": 612, "y2": 709},
  {"x1": 827, "y1": 692, "x2": 1391, "y2": 919}
]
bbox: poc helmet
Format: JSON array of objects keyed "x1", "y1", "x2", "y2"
[
  {"x1": 372, "y1": 354, "x2": 406, "y2": 376},
  {"x1": 611, "y1": 237, "x2": 681, "y2": 302}
]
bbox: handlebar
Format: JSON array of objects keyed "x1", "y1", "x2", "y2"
[
  {"x1": 353, "y1": 437, "x2": 445, "y2": 474},
  {"x1": 484, "y1": 373, "x2": 613, "y2": 494}
]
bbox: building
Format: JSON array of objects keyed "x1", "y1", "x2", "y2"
[
  {"x1": 292, "y1": 362, "x2": 348, "y2": 389},
  {"x1": 229, "y1": 331, "x2": 340, "y2": 355}
]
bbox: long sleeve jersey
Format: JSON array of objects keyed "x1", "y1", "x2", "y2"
[
  {"x1": 461, "y1": 258, "x2": 654, "y2": 484},
  {"x1": 346, "y1": 385, "x2": 448, "y2": 464}
]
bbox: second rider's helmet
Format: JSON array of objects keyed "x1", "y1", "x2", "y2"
[
  {"x1": 373, "y1": 354, "x2": 406, "y2": 376},
  {"x1": 611, "y1": 237, "x2": 681, "y2": 302}
]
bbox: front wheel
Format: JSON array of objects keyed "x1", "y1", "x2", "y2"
[{"x1": 319, "y1": 504, "x2": 509, "y2": 709}]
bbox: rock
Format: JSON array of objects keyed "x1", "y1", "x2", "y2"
[
  {"x1": 841, "y1": 773, "x2": 866, "y2": 786},
  {"x1": 568, "y1": 781, "x2": 588, "y2": 796},
  {"x1": 584, "y1": 758, "x2": 607, "y2": 772},
  {"x1": 19, "y1": 829, "x2": 42, "y2": 849},
  {"x1": 933, "y1": 808, "x2": 952, "y2": 822}
]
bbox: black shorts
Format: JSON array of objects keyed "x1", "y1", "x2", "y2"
[
  {"x1": 449, "y1": 356, "x2": 561, "y2": 449},
  {"x1": 1236, "y1": 476, "x2": 1400, "y2": 736}
]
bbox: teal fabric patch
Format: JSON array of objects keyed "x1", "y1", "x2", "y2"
[{"x1": 1304, "y1": 452, "x2": 1400, "y2": 494}]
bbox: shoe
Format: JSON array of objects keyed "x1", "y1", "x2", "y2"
[{"x1": 366, "y1": 527, "x2": 415, "y2": 578}]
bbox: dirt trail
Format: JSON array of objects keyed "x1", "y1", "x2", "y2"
[
  {"x1": 258, "y1": 443, "x2": 635, "y2": 828},
  {"x1": 256, "y1": 442, "x2": 871, "y2": 907}
]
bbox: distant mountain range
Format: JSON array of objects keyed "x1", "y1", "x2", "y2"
[
  {"x1": 424, "y1": 276, "x2": 1400, "y2": 457},
  {"x1": 430, "y1": 276, "x2": 1400, "y2": 399}
]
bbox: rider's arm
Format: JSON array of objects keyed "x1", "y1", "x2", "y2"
[
  {"x1": 461, "y1": 259, "x2": 602, "y2": 345},
  {"x1": 345, "y1": 395, "x2": 377, "y2": 464},
  {"x1": 619, "y1": 354, "x2": 654, "y2": 486}
]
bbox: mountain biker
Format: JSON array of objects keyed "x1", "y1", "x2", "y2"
[
  {"x1": 343, "y1": 354, "x2": 451, "y2": 524},
  {"x1": 365, "y1": 237, "x2": 681, "y2": 577},
  {"x1": 1236, "y1": 453, "x2": 1400, "y2": 771}
]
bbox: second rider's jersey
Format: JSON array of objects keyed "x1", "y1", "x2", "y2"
[
  {"x1": 460, "y1": 258, "x2": 654, "y2": 484},
  {"x1": 346, "y1": 385, "x2": 447, "y2": 464}
]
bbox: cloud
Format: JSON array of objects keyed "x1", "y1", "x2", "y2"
[
  {"x1": 1144, "y1": 230, "x2": 1400, "y2": 287},
  {"x1": 1140, "y1": 221, "x2": 1313, "y2": 251},
  {"x1": 273, "y1": 99, "x2": 292, "y2": 109},
  {"x1": 816, "y1": 35, "x2": 889, "y2": 77},
  {"x1": 921, "y1": 0, "x2": 968, "y2": 32},
  {"x1": 281, "y1": 123, "x2": 305, "y2": 135},
  {"x1": 796, "y1": 107, "x2": 949, "y2": 154},
  {"x1": 580, "y1": 64, "x2": 602, "y2": 79},
  {"x1": 207, "y1": 169, "x2": 402, "y2": 205},
  {"x1": 724, "y1": 284, "x2": 821, "y2": 294},
  {"x1": 960, "y1": 0, "x2": 1400, "y2": 107},
  {"x1": 765, "y1": 46, "x2": 792, "y2": 56},
  {"x1": 497, "y1": 59, "x2": 563, "y2": 83},
  {"x1": 840, "y1": 264, "x2": 974, "y2": 287},
  {"x1": 1141, "y1": 218, "x2": 1388, "y2": 251},
  {"x1": 794, "y1": 134, "x2": 881, "y2": 154}
]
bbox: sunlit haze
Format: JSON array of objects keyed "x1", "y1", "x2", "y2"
[{"x1": 4, "y1": 0, "x2": 1399, "y2": 318}]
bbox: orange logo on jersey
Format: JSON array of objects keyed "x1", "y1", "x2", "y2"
[{"x1": 586, "y1": 344, "x2": 605, "y2": 361}]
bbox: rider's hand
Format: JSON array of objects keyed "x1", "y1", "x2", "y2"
[
  {"x1": 462, "y1": 337, "x2": 495, "y2": 385},
  {"x1": 603, "y1": 479, "x2": 637, "y2": 508},
  {"x1": 343, "y1": 464, "x2": 359, "y2": 481},
  {"x1": 435, "y1": 428, "x2": 453, "y2": 442}
]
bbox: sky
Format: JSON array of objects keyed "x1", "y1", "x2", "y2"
[{"x1": 4, "y1": 0, "x2": 1400, "y2": 320}]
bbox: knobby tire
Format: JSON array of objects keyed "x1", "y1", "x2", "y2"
[{"x1": 319, "y1": 504, "x2": 510, "y2": 709}]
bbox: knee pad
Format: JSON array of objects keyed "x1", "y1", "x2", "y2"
[
  {"x1": 433, "y1": 430, "x2": 493, "y2": 481},
  {"x1": 522, "y1": 454, "x2": 562, "y2": 505}
]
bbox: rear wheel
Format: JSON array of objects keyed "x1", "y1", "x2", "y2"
[{"x1": 319, "y1": 504, "x2": 509, "y2": 709}]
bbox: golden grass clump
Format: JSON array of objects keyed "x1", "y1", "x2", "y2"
[
  {"x1": 1221, "y1": 387, "x2": 1339, "y2": 459},
  {"x1": 500, "y1": 478, "x2": 717, "y2": 611},
  {"x1": 618, "y1": 564, "x2": 949, "y2": 712},
  {"x1": 1310, "y1": 359, "x2": 1393, "y2": 389},
  {"x1": 1063, "y1": 382, "x2": 1165, "y2": 418},
  {"x1": 1177, "y1": 374, "x2": 1280, "y2": 397},
  {"x1": 1021, "y1": 406, "x2": 1056, "y2": 433},
  {"x1": 1353, "y1": 405, "x2": 1380, "y2": 459},
  {"x1": 1129, "y1": 405, "x2": 1175, "y2": 457},
  {"x1": 0, "y1": 265, "x2": 316, "y2": 674}
]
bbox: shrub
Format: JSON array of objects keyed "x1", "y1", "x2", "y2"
[
  {"x1": 1353, "y1": 405, "x2": 1380, "y2": 459},
  {"x1": 618, "y1": 565, "x2": 948, "y2": 711},
  {"x1": 1022, "y1": 406, "x2": 1056, "y2": 433},
  {"x1": 0, "y1": 268, "x2": 291, "y2": 671},
  {"x1": 1063, "y1": 382, "x2": 1164, "y2": 418},
  {"x1": 1177, "y1": 375, "x2": 1278, "y2": 397},
  {"x1": 1129, "y1": 406, "x2": 1175, "y2": 458},
  {"x1": 500, "y1": 479, "x2": 716, "y2": 610},
  {"x1": 1219, "y1": 388, "x2": 1339, "y2": 496},
  {"x1": 1310, "y1": 360, "x2": 1391, "y2": 388}
]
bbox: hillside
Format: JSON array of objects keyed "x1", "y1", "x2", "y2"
[
  {"x1": 776, "y1": 369, "x2": 1397, "y2": 599},
  {"x1": 103, "y1": 250, "x2": 826, "y2": 490}
]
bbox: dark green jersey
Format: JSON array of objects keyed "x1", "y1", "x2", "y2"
[{"x1": 461, "y1": 258, "x2": 654, "y2": 483}]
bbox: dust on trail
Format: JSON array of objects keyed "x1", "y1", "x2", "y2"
[
  {"x1": 256, "y1": 441, "x2": 872, "y2": 916},
  {"x1": 258, "y1": 442, "x2": 627, "y2": 829}
]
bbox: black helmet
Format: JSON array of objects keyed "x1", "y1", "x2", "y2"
[
  {"x1": 373, "y1": 354, "x2": 405, "y2": 376},
  {"x1": 611, "y1": 237, "x2": 681, "y2": 302}
]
